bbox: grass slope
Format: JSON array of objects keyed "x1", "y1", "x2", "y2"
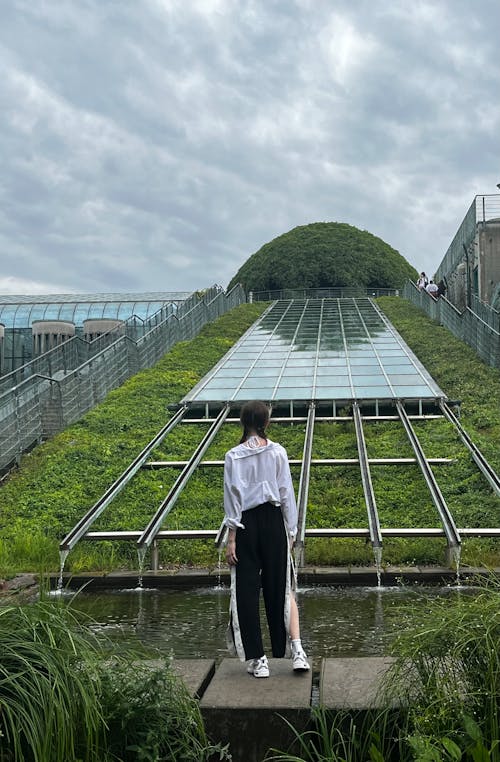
[{"x1": 0, "y1": 297, "x2": 499, "y2": 574}]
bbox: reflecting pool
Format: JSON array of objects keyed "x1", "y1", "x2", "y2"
[{"x1": 67, "y1": 584, "x2": 474, "y2": 661}]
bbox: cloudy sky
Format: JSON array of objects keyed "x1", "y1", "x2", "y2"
[{"x1": 1, "y1": 0, "x2": 499, "y2": 296}]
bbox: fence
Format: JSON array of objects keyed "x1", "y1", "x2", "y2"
[
  {"x1": 403, "y1": 281, "x2": 500, "y2": 369},
  {"x1": 434, "y1": 194, "x2": 500, "y2": 287},
  {"x1": 0, "y1": 285, "x2": 245, "y2": 473},
  {"x1": 250, "y1": 287, "x2": 399, "y2": 301}
]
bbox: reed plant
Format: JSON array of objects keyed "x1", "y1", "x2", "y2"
[
  {"x1": 0, "y1": 596, "x2": 230, "y2": 762},
  {"x1": 0, "y1": 599, "x2": 104, "y2": 762}
]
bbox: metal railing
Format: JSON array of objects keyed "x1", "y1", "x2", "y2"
[
  {"x1": 434, "y1": 194, "x2": 500, "y2": 285},
  {"x1": 0, "y1": 285, "x2": 245, "y2": 473},
  {"x1": 403, "y1": 281, "x2": 500, "y2": 369}
]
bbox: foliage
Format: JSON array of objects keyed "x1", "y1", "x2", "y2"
[
  {"x1": 228, "y1": 222, "x2": 418, "y2": 292},
  {"x1": 0, "y1": 599, "x2": 103, "y2": 762},
  {"x1": 266, "y1": 707, "x2": 401, "y2": 761},
  {"x1": 0, "y1": 303, "x2": 266, "y2": 575},
  {"x1": 0, "y1": 597, "x2": 230, "y2": 762},
  {"x1": 1, "y1": 296, "x2": 499, "y2": 573},
  {"x1": 98, "y1": 659, "x2": 230, "y2": 762},
  {"x1": 269, "y1": 578, "x2": 500, "y2": 762},
  {"x1": 386, "y1": 578, "x2": 500, "y2": 760}
]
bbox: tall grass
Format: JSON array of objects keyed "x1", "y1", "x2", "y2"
[
  {"x1": 0, "y1": 597, "x2": 230, "y2": 762},
  {"x1": 0, "y1": 600, "x2": 104, "y2": 761}
]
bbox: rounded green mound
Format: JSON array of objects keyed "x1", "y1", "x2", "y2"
[{"x1": 228, "y1": 222, "x2": 417, "y2": 293}]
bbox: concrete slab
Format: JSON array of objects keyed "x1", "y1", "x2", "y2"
[
  {"x1": 171, "y1": 658, "x2": 215, "y2": 699},
  {"x1": 200, "y1": 658, "x2": 313, "y2": 762},
  {"x1": 320, "y1": 657, "x2": 397, "y2": 709}
]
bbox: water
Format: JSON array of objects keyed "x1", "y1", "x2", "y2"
[
  {"x1": 56, "y1": 549, "x2": 69, "y2": 591},
  {"x1": 67, "y1": 584, "x2": 475, "y2": 661},
  {"x1": 137, "y1": 546, "x2": 148, "y2": 588}
]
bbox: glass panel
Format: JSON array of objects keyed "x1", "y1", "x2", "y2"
[
  {"x1": 313, "y1": 386, "x2": 352, "y2": 397},
  {"x1": 182, "y1": 298, "x2": 444, "y2": 404},
  {"x1": 353, "y1": 385, "x2": 392, "y2": 396},
  {"x1": 392, "y1": 385, "x2": 435, "y2": 396},
  {"x1": 316, "y1": 376, "x2": 351, "y2": 387}
]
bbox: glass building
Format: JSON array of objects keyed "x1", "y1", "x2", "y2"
[{"x1": 0, "y1": 291, "x2": 191, "y2": 374}]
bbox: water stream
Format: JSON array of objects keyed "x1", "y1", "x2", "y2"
[
  {"x1": 137, "y1": 546, "x2": 148, "y2": 589},
  {"x1": 57, "y1": 549, "x2": 69, "y2": 591},
  {"x1": 373, "y1": 546, "x2": 383, "y2": 588}
]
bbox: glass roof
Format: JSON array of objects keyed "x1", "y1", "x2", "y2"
[
  {"x1": 0, "y1": 292, "x2": 191, "y2": 328},
  {"x1": 182, "y1": 298, "x2": 445, "y2": 404}
]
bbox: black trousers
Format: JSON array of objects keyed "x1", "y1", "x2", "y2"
[{"x1": 235, "y1": 502, "x2": 288, "y2": 660}]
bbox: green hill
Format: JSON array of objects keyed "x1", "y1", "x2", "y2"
[{"x1": 228, "y1": 222, "x2": 418, "y2": 292}]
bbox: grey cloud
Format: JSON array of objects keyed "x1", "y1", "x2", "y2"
[{"x1": 0, "y1": 0, "x2": 499, "y2": 295}]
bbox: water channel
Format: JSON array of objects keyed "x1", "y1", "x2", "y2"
[{"x1": 67, "y1": 584, "x2": 474, "y2": 661}]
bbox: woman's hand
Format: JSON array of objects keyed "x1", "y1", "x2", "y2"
[{"x1": 225, "y1": 538, "x2": 238, "y2": 566}]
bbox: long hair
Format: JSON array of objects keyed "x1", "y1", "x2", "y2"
[{"x1": 239, "y1": 401, "x2": 270, "y2": 444}]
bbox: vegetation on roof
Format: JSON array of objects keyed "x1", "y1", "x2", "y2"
[
  {"x1": 228, "y1": 222, "x2": 418, "y2": 292},
  {"x1": 0, "y1": 297, "x2": 499, "y2": 575}
]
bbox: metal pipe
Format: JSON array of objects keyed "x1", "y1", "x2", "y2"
[
  {"x1": 440, "y1": 400, "x2": 500, "y2": 496},
  {"x1": 137, "y1": 404, "x2": 231, "y2": 551},
  {"x1": 396, "y1": 400, "x2": 461, "y2": 550},
  {"x1": 181, "y1": 415, "x2": 445, "y2": 424},
  {"x1": 296, "y1": 403, "x2": 316, "y2": 564},
  {"x1": 352, "y1": 402, "x2": 382, "y2": 549},
  {"x1": 81, "y1": 526, "x2": 500, "y2": 541},
  {"x1": 143, "y1": 456, "x2": 454, "y2": 468},
  {"x1": 60, "y1": 405, "x2": 188, "y2": 552}
]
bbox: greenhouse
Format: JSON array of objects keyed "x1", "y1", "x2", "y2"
[{"x1": 0, "y1": 291, "x2": 191, "y2": 373}]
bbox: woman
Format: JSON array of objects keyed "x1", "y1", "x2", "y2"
[
  {"x1": 417, "y1": 272, "x2": 428, "y2": 291},
  {"x1": 223, "y1": 400, "x2": 310, "y2": 678}
]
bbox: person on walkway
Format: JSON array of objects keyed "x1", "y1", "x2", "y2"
[
  {"x1": 426, "y1": 280, "x2": 439, "y2": 297},
  {"x1": 223, "y1": 400, "x2": 310, "y2": 678},
  {"x1": 436, "y1": 278, "x2": 447, "y2": 298},
  {"x1": 417, "y1": 272, "x2": 428, "y2": 290}
]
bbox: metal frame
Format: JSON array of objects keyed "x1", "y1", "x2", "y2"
[
  {"x1": 352, "y1": 402, "x2": 383, "y2": 553},
  {"x1": 295, "y1": 402, "x2": 316, "y2": 564},
  {"x1": 61, "y1": 398, "x2": 500, "y2": 569},
  {"x1": 440, "y1": 400, "x2": 500, "y2": 496},
  {"x1": 137, "y1": 404, "x2": 231, "y2": 553},
  {"x1": 396, "y1": 400, "x2": 461, "y2": 563},
  {"x1": 60, "y1": 405, "x2": 187, "y2": 552}
]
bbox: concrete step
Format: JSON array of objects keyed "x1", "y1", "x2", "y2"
[
  {"x1": 200, "y1": 657, "x2": 313, "y2": 762},
  {"x1": 170, "y1": 656, "x2": 405, "y2": 761}
]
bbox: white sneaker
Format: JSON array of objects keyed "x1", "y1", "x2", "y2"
[
  {"x1": 246, "y1": 655, "x2": 269, "y2": 678},
  {"x1": 292, "y1": 649, "x2": 310, "y2": 672}
]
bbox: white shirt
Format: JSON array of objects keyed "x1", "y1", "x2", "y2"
[
  {"x1": 426, "y1": 282, "x2": 438, "y2": 295},
  {"x1": 223, "y1": 437, "x2": 298, "y2": 537}
]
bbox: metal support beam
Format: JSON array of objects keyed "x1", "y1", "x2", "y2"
[
  {"x1": 60, "y1": 405, "x2": 188, "y2": 552},
  {"x1": 296, "y1": 403, "x2": 316, "y2": 565},
  {"x1": 182, "y1": 414, "x2": 445, "y2": 424},
  {"x1": 137, "y1": 404, "x2": 231, "y2": 552},
  {"x1": 143, "y1": 457, "x2": 453, "y2": 468},
  {"x1": 81, "y1": 526, "x2": 500, "y2": 541},
  {"x1": 396, "y1": 400, "x2": 461, "y2": 555},
  {"x1": 440, "y1": 400, "x2": 500, "y2": 496},
  {"x1": 352, "y1": 402, "x2": 383, "y2": 551}
]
